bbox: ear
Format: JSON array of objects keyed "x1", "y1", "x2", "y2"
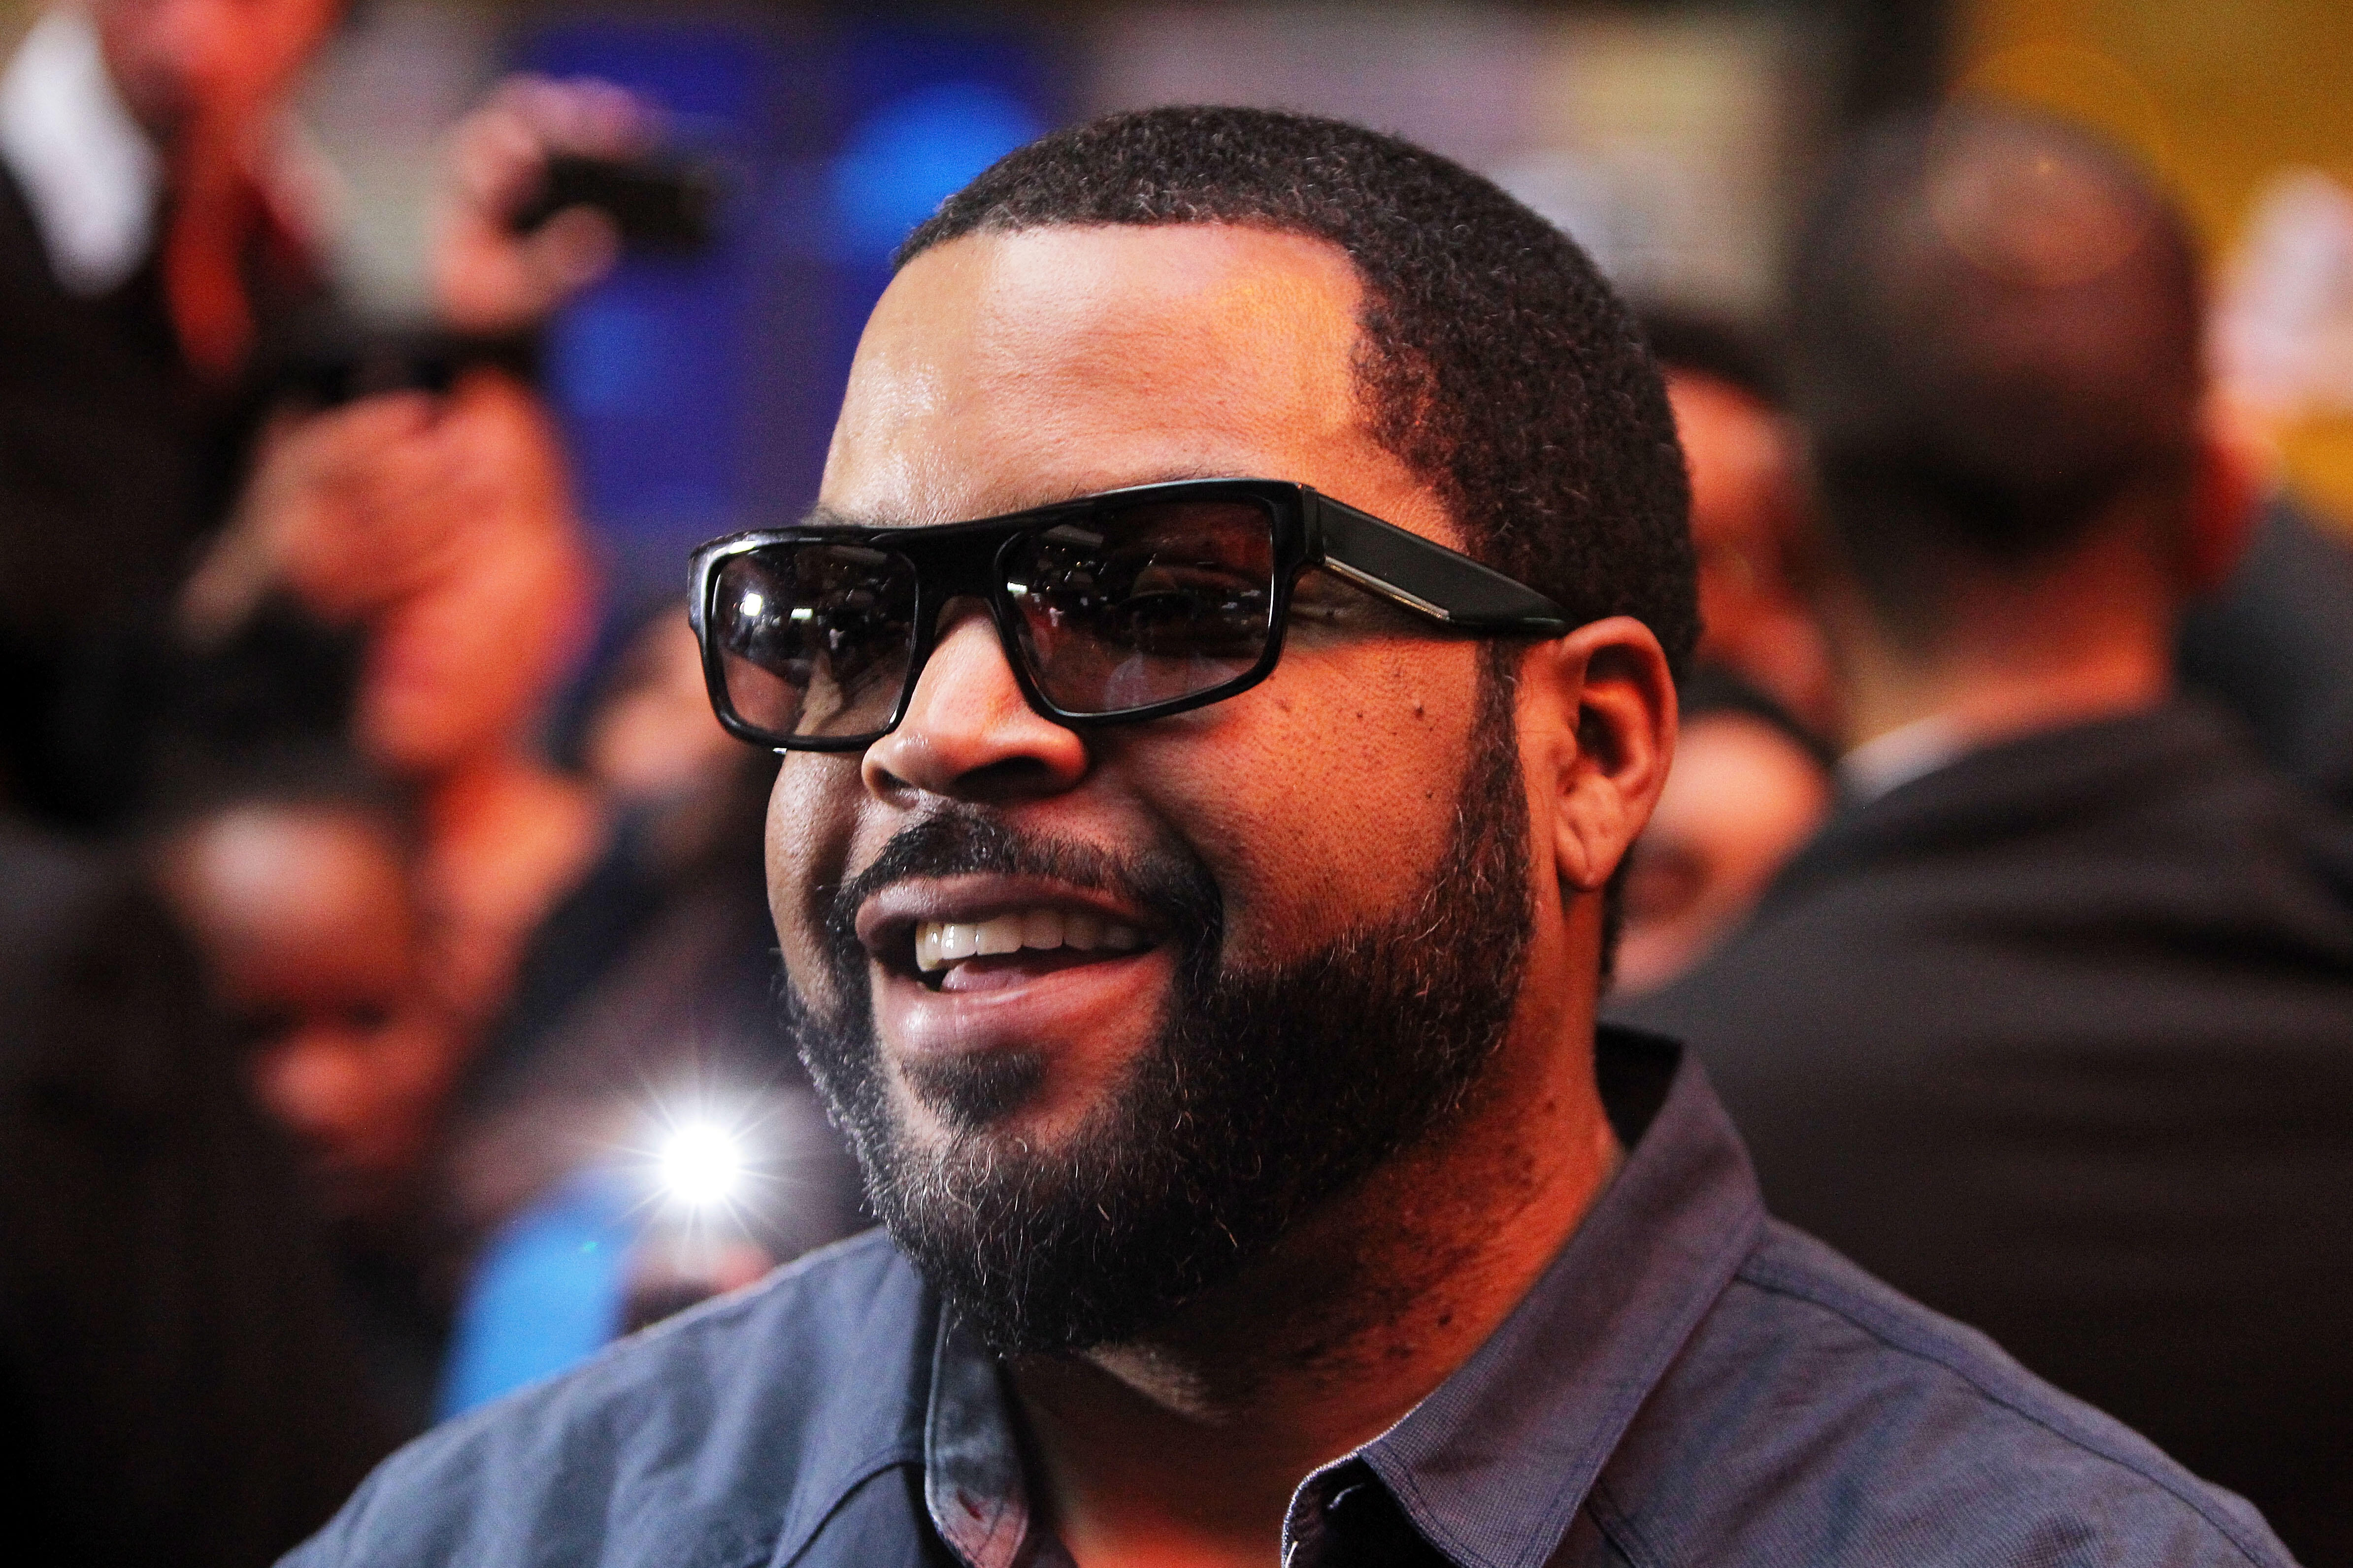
[
  {"x1": 2183, "y1": 395, "x2": 2274, "y2": 595},
  {"x1": 1517, "y1": 617, "x2": 1679, "y2": 896}
]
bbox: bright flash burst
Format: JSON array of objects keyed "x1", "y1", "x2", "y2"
[{"x1": 657, "y1": 1120, "x2": 747, "y2": 1211}]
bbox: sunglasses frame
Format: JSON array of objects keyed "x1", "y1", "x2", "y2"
[{"x1": 687, "y1": 477, "x2": 1575, "y2": 753}]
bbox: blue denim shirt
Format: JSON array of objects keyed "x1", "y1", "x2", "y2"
[{"x1": 286, "y1": 1031, "x2": 2293, "y2": 1568}]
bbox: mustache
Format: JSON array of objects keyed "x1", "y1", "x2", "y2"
[{"x1": 819, "y1": 808, "x2": 1226, "y2": 976}]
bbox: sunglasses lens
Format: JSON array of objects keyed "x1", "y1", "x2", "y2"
[
  {"x1": 1004, "y1": 497, "x2": 1280, "y2": 716},
  {"x1": 708, "y1": 544, "x2": 918, "y2": 745}
]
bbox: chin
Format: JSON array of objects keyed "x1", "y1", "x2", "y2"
[{"x1": 894, "y1": 1043, "x2": 1105, "y2": 1143}]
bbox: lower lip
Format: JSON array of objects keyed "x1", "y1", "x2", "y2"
[{"x1": 874, "y1": 947, "x2": 1173, "y2": 1064}]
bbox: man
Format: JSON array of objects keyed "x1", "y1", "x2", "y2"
[
  {"x1": 0, "y1": 0, "x2": 621, "y2": 826},
  {"x1": 0, "y1": 818, "x2": 398, "y2": 1566},
  {"x1": 1639, "y1": 313, "x2": 1837, "y2": 740},
  {"x1": 291, "y1": 108, "x2": 2291, "y2": 1568},
  {"x1": 1612, "y1": 667, "x2": 1833, "y2": 995},
  {"x1": 0, "y1": 0, "x2": 338, "y2": 822},
  {"x1": 1620, "y1": 109, "x2": 2353, "y2": 1566}
]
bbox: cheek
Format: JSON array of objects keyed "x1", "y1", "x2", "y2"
[
  {"x1": 1144, "y1": 639, "x2": 1485, "y2": 959},
  {"x1": 765, "y1": 756, "x2": 864, "y2": 998}
]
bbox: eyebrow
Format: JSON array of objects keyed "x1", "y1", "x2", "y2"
[{"x1": 797, "y1": 468, "x2": 1246, "y2": 531}]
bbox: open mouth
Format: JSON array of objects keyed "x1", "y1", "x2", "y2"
[
  {"x1": 906, "y1": 907, "x2": 1156, "y2": 992},
  {"x1": 856, "y1": 865, "x2": 1176, "y2": 1001},
  {"x1": 861, "y1": 884, "x2": 1163, "y2": 994},
  {"x1": 914, "y1": 907, "x2": 1147, "y2": 974}
]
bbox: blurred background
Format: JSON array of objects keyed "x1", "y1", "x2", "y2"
[
  {"x1": 2, "y1": 2, "x2": 2351, "y2": 1565},
  {"x1": 26, "y1": 0, "x2": 1900, "y2": 602},
  {"x1": 1, "y1": 0, "x2": 2345, "y2": 588}
]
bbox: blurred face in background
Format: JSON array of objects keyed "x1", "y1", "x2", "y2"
[
  {"x1": 1613, "y1": 708, "x2": 1832, "y2": 997},
  {"x1": 581, "y1": 611, "x2": 743, "y2": 807},
  {"x1": 162, "y1": 802, "x2": 464, "y2": 1222},
  {"x1": 358, "y1": 514, "x2": 586, "y2": 777},
  {"x1": 93, "y1": 0, "x2": 343, "y2": 158},
  {"x1": 1667, "y1": 370, "x2": 1837, "y2": 736}
]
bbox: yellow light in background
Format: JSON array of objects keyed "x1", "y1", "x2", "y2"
[
  {"x1": 1952, "y1": 41, "x2": 2171, "y2": 173},
  {"x1": 1959, "y1": 0, "x2": 2353, "y2": 528}
]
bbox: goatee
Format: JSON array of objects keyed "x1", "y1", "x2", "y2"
[{"x1": 785, "y1": 659, "x2": 1534, "y2": 1355}]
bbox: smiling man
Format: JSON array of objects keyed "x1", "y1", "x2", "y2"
[{"x1": 288, "y1": 109, "x2": 2291, "y2": 1568}]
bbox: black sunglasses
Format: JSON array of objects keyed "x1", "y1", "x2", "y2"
[{"x1": 688, "y1": 478, "x2": 1574, "y2": 752}]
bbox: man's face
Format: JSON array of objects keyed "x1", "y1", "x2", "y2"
[
  {"x1": 1665, "y1": 368, "x2": 1835, "y2": 731},
  {"x1": 162, "y1": 804, "x2": 461, "y2": 1222},
  {"x1": 1666, "y1": 370, "x2": 1798, "y2": 654},
  {"x1": 768, "y1": 226, "x2": 1542, "y2": 1350},
  {"x1": 95, "y1": 0, "x2": 342, "y2": 154},
  {"x1": 1613, "y1": 710, "x2": 1830, "y2": 996}
]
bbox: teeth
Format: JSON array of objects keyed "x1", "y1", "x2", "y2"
[
  {"x1": 911, "y1": 908, "x2": 1148, "y2": 972},
  {"x1": 976, "y1": 914, "x2": 1025, "y2": 955}
]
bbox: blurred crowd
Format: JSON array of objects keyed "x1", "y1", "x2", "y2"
[
  {"x1": 1, "y1": 2, "x2": 2350, "y2": 1567},
  {"x1": 0, "y1": 5, "x2": 861, "y2": 1562},
  {"x1": 1614, "y1": 110, "x2": 2353, "y2": 1568}
]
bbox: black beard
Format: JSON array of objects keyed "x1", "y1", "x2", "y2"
[{"x1": 784, "y1": 662, "x2": 1534, "y2": 1356}]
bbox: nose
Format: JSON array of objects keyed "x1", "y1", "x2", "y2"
[{"x1": 861, "y1": 598, "x2": 1089, "y2": 803}]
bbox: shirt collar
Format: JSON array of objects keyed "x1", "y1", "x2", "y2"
[
  {"x1": 1836, "y1": 713, "x2": 1970, "y2": 807},
  {"x1": 925, "y1": 1310, "x2": 1048, "y2": 1568},
  {"x1": 0, "y1": 5, "x2": 161, "y2": 296},
  {"x1": 912, "y1": 1030, "x2": 1767, "y2": 1568},
  {"x1": 1327, "y1": 1030, "x2": 1764, "y2": 1568}
]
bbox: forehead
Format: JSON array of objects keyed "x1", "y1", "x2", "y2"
[
  {"x1": 171, "y1": 808, "x2": 414, "y2": 1000},
  {"x1": 821, "y1": 224, "x2": 1404, "y2": 527}
]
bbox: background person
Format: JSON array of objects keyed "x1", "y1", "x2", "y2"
[
  {"x1": 201, "y1": 364, "x2": 608, "y2": 1025},
  {"x1": 1611, "y1": 665, "x2": 1835, "y2": 996},
  {"x1": 0, "y1": 817, "x2": 397, "y2": 1567},
  {"x1": 1617, "y1": 108, "x2": 2353, "y2": 1565},
  {"x1": 1641, "y1": 310, "x2": 1839, "y2": 742},
  {"x1": 2177, "y1": 487, "x2": 2353, "y2": 816},
  {"x1": 0, "y1": 0, "x2": 345, "y2": 827},
  {"x1": 153, "y1": 757, "x2": 469, "y2": 1432},
  {"x1": 0, "y1": 0, "x2": 633, "y2": 834}
]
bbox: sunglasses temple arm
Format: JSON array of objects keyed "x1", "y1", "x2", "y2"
[{"x1": 1310, "y1": 493, "x2": 1575, "y2": 635}]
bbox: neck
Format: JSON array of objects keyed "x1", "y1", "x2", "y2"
[
  {"x1": 1836, "y1": 525, "x2": 2177, "y2": 754},
  {"x1": 1009, "y1": 922, "x2": 1620, "y2": 1568}
]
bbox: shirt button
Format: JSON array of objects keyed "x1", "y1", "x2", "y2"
[{"x1": 1320, "y1": 1477, "x2": 1433, "y2": 1568}]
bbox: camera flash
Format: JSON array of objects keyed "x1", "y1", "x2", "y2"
[{"x1": 658, "y1": 1121, "x2": 744, "y2": 1210}]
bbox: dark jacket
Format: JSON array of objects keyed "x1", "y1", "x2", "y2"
[
  {"x1": 2179, "y1": 492, "x2": 2353, "y2": 814},
  {"x1": 286, "y1": 1032, "x2": 2290, "y2": 1568},
  {"x1": 1618, "y1": 703, "x2": 2353, "y2": 1566},
  {"x1": 0, "y1": 826, "x2": 398, "y2": 1566},
  {"x1": 0, "y1": 164, "x2": 324, "y2": 827}
]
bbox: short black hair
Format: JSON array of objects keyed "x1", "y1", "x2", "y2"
[
  {"x1": 899, "y1": 105, "x2": 1699, "y2": 681},
  {"x1": 1789, "y1": 108, "x2": 2205, "y2": 638}
]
